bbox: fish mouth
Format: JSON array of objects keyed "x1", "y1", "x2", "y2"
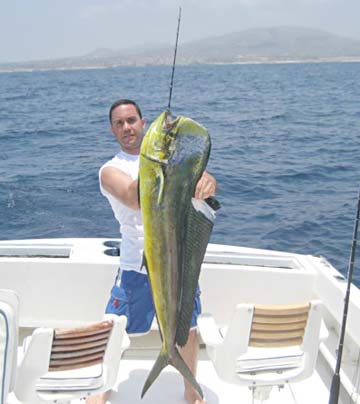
[{"x1": 163, "y1": 111, "x2": 178, "y2": 131}]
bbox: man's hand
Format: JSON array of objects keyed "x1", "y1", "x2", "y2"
[{"x1": 194, "y1": 171, "x2": 217, "y2": 200}]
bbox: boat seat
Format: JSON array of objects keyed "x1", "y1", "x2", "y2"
[
  {"x1": 197, "y1": 300, "x2": 328, "y2": 401},
  {"x1": 14, "y1": 314, "x2": 130, "y2": 404},
  {"x1": 0, "y1": 289, "x2": 19, "y2": 404}
]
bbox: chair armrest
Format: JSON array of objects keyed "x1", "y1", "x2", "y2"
[
  {"x1": 15, "y1": 328, "x2": 54, "y2": 402},
  {"x1": 121, "y1": 332, "x2": 131, "y2": 350},
  {"x1": 320, "y1": 320, "x2": 329, "y2": 342},
  {"x1": 197, "y1": 313, "x2": 223, "y2": 347},
  {"x1": 103, "y1": 314, "x2": 130, "y2": 351}
]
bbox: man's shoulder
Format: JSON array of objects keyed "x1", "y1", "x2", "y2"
[{"x1": 100, "y1": 151, "x2": 139, "y2": 176}]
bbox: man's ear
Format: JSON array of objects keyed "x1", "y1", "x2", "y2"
[{"x1": 110, "y1": 125, "x2": 116, "y2": 137}]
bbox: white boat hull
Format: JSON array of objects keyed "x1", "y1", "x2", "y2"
[{"x1": 1, "y1": 238, "x2": 360, "y2": 403}]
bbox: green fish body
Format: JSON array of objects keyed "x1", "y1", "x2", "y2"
[{"x1": 139, "y1": 111, "x2": 218, "y2": 398}]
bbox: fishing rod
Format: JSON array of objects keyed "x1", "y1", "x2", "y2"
[
  {"x1": 329, "y1": 190, "x2": 360, "y2": 404},
  {"x1": 167, "y1": 6, "x2": 182, "y2": 112}
]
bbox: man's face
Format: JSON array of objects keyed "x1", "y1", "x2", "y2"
[{"x1": 110, "y1": 104, "x2": 146, "y2": 154}]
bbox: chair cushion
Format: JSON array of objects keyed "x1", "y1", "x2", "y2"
[
  {"x1": 36, "y1": 365, "x2": 103, "y2": 391},
  {"x1": 236, "y1": 346, "x2": 304, "y2": 373}
]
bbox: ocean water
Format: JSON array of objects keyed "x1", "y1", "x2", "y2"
[{"x1": 1, "y1": 63, "x2": 360, "y2": 284}]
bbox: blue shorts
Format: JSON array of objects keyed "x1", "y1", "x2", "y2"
[{"x1": 105, "y1": 269, "x2": 202, "y2": 335}]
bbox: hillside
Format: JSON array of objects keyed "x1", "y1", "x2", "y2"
[{"x1": 2, "y1": 26, "x2": 360, "y2": 71}]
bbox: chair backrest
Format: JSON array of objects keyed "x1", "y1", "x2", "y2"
[
  {"x1": 249, "y1": 302, "x2": 310, "y2": 348},
  {"x1": 49, "y1": 320, "x2": 114, "y2": 372},
  {"x1": 0, "y1": 289, "x2": 19, "y2": 404},
  {"x1": 15, "y1": 315, "x2": 128, "y2": 404},
  {"x1": 217, "y1": 300, "x2": 323, "y2": 378},
  {"x1": 199, "y1": 299, "x2": 324, "y2": 395}
]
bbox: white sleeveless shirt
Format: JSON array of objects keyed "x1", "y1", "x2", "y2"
[{"x1": 99, "y1": 151, "x2": 144, "y2": 272}]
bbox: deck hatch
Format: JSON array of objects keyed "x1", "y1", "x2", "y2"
[
  {"x1": 0, "y1": 244, "x2": 72, "y2": 258},
  {"x1": 204, "y1": 252, "x2": 303, "y2": 270}
]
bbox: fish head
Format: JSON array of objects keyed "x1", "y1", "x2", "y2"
[{"x1": 140, "y1": 110, "x2": 180, "y2": 165}]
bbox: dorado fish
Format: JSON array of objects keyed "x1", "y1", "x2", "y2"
[{"x1": 139, "y1": 110, "x2": 219, "y2": 398}]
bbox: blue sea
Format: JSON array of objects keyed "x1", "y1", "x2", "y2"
[{"x1": 1, "y1": 63, "x2": 360, "y2": 284}]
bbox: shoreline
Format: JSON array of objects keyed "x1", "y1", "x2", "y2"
[{"x1": 1, "y1": 57, "x2": 360, "y2": 74}]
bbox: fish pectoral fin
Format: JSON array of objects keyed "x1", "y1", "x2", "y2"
[{"x1": 155, "y1": 165, "x2": 166, "y2": 205}]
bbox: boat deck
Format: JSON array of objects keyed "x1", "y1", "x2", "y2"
[
  {"x1": 112, "y1": 332, "x2": 332, "y2": 403},
  {"x1": 106, "y1": 354, "x2": 330, "y2": 404},
  {"x1": 6, "y1": 331, "x2": 334, "y2": 404}
]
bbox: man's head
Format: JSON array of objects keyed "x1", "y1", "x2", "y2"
[
  {"x1": 109, "y1": 99, "x2": 142, "y2": 122},
  {"x1": 109, "y1": 99, "x2": 146, "y2": 155}
]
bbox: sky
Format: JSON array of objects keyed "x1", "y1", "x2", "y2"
[{"x1": 1, "y1": 0, "x2": 360, "y2": 64}]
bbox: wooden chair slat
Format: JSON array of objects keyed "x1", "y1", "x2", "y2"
[
  {"x1": 250, "y1": 329, "x2": 305, "y2": 340},
  {"x1": 54, "y1": 320, "x2": 113, "y2": 339},
  {"x1": 250, "y1": 337, "x2": 303, "y2": 348},
  {"x1": 51, "y1": 338, "x2": 108, "y2": 352},
  {"x1": 254, "y1": 303, "x2": 310, "y2": 316},
  {"x1": 54, "y1": 331, "x2": 111, "y2": 343},
  {"x1": 49, "y1": 352, "x2": 104, "y2": 368},
  {"x1": 252, "y1": 321, "x2": 307, "y2": 332},
  {"x1": 47, "y1": 320, "x2": 115, "y2": 372},
  {"x1": 49, "y1": 358, "x2": 105, "y2": 372},
  {"x1": 253, "y1": 313, "x2": 308, "y2": 324},
  {"x1": 247, "y1": 302, "x2": 311, "y2": 348},
  {"x1": 51, "y1": 345, "x2": 106, "y2": 360}
]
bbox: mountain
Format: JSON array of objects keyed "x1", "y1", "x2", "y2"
[
  {"x1": 178, "y1": 26, "x2": 360, "y2": 63},
  {"x1": 2, "y1": 26, "x2": 360, "y2": 71}
]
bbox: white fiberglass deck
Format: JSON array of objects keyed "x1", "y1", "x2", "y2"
[
  {"x1": 104, "y1": 356, "x2": 330, "y2": 404},
  {"x1": 6, "y1": 330, "x2": 334, "y2": 404}
]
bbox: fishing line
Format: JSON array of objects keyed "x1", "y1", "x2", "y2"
[
  {"x1": 329, "y1": 189, "x2": 360, "y2": 404},
  {"x1": 167, "y1": 6, "x2": 182, "y2": 112}
]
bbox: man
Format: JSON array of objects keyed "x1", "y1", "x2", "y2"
[{"x1": 89, "y1": 99, "x2": 216, "y2": 404}]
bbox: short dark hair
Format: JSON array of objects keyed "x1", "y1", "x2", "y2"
[{"x1": 109, "y1": 99, "x2": 142, "y2": 122}]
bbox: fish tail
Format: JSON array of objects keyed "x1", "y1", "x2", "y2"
[
  {"x1": 141, "y1": 349, "x2": 169, "y2": 398},
  {"x1": 170, "y1": 346, "x2": 204, "y2": 399},
  {"x1": 141, "y1": 346, "x2": 203, "y2": 399}
]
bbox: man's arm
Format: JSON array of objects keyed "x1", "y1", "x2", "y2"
[
  {"x1": 101, "y1": 167, "x2": 216, "y2": 208},
  {"x1": 100, "y1": 166, "x2": 139, "y2": 210}
]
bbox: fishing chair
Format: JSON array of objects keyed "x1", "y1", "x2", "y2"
[
  {"x1": 197, "y1": 300, "x2": 327, "y2": 401},
  {"x1": 14, "y1": 315, "x2": 130, "y2": 404},
  {"x1": 0, "y1": 289, "x2": 19, "y2": 404}
]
